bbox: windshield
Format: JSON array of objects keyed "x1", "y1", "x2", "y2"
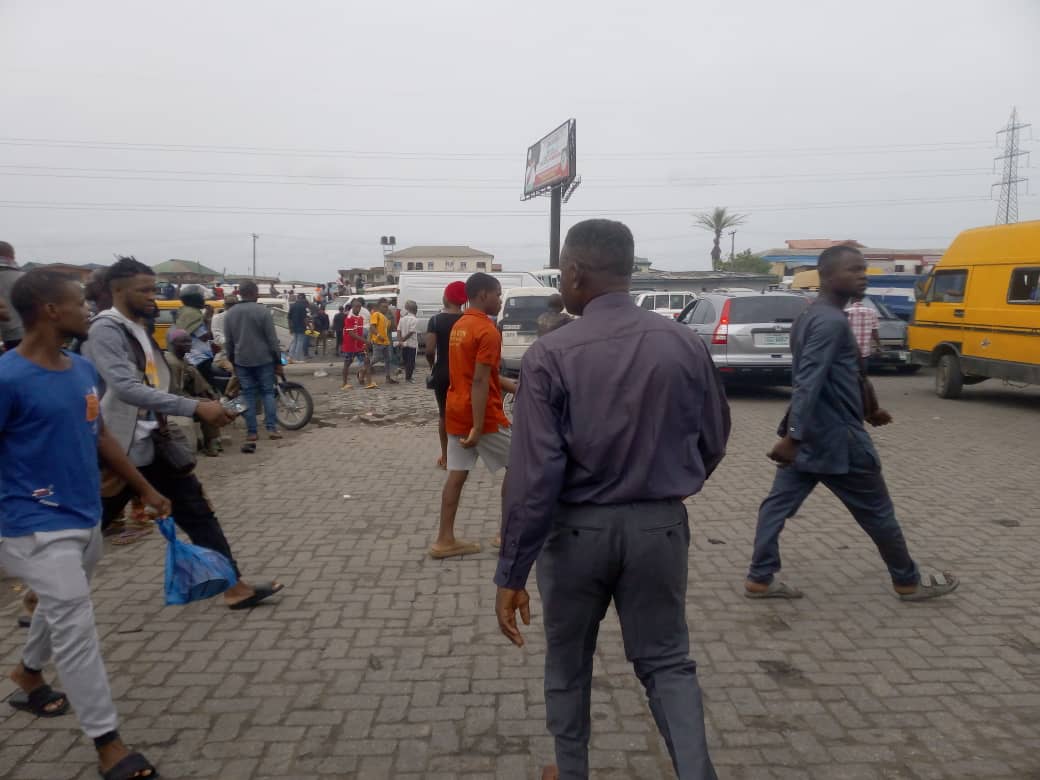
[
  {"x1": 502, "y1": 296, "x2": 555, "y2": 318},
  {"x1": 728, "y1": 296, "x2": 809, "y2": 324}
]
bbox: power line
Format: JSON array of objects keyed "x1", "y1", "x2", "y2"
[
  {"x1": 0, "y1": 194, "x2": 1007, "y2": 219},
  {"x1": 0, "y1": 135, "x2": 1007, "y2": 162},
  {"x1": 993, "y1": 107, "x2": 1031, "y2": 224}
]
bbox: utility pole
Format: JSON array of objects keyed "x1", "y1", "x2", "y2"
[
  {"x1": 251, "y1": 233, "x2": 259, "y2": 278},
  {"x1": 549, "y1": 187, "x2": 562, "y2": 269},
  {"x1": 728, "y1": 230, "x2": 737, "y2": 262},
  {"x1": 993, "y1": 107, "x2": 1031, "y2": 225}
]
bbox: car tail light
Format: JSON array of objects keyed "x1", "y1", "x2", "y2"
[{"x1": 712, "y1": 300, "x2": 731, "y2": 345}]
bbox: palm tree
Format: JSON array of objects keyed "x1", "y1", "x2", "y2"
[{"x1": 693, "y1": 207, "x2": 748, "y2": 271}]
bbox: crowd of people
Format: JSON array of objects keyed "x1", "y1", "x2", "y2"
[{"x1": 0, "y1": 224, "x2": 962, "y2": 780}]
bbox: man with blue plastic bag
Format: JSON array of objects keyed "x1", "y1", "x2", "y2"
[{"x1": 0, "y1": 269, "x2": 169, "y2": 780}]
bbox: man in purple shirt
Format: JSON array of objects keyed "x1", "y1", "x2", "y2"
[{"x1": 494, "y1": 219, "x2": 729, "y2": 780}]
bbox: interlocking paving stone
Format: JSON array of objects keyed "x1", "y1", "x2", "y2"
[{"x1": 1, "y1": 366, "x2": 1038, "y2": 778}]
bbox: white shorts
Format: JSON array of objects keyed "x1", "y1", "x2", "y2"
[{"x1": 446, "y1": 427, "x2": 511, "y2": 473}]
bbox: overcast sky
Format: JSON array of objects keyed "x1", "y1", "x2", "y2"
[{"x1": 2, "y1": 0, "x2": 1037, "y2": 281}]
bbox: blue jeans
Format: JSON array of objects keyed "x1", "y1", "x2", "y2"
[
  {"x1": 747, "y1": 441, "x2": 920, "y2": 587},
  {"x1": 236, "y1": 363, "x2": 278, "y2": 435},
  {"x1": 289, "y1": 333, "x2": 306, "y2": 360}
]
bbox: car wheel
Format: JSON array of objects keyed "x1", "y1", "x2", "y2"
[{"x1": 935, "y1": 353, "x2": 963, "y2": 399}]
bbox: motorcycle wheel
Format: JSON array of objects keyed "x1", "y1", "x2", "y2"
[{"x1": 276, "y1": 381, "x2": 314, "y2": 430}]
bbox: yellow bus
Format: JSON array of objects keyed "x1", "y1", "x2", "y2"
[{"x1": 908, "y1": 221, "x2": 1040, "y2": 398}]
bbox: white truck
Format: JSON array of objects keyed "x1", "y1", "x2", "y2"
[{"x1": 397, "y1": 271, "x2": 545, "y2": 334}]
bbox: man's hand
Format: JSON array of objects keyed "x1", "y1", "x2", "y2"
[
  {"x1": 140, "y1": 488, "x2": 172, "y2": 519},
  {"x1": 867, "y1": 408, "x2": 893, "y2": 427},
  {"x1": 496, "y1": 587, "x2": 531, "y2": 648},
  {"x1": 274, "y1": 363, "x2": 285, "y2": 379},
  {"x1": 460, "y1": 427, "x2": 482, "y2": 449},
  {"x1": 196, "y1": 400, "x2": 235, "y2": 427},
  {"x1": 0, "y1": 299, "x2": 9, "y2": 322},
  {"x1": 768, "y1": 435, "x2": 800, "y2": 466}
]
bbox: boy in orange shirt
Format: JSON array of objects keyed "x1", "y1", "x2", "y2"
[{"x1": 431, "y1": 273, "x2": 517, "y2": 559}]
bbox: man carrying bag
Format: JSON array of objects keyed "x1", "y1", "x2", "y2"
[{"x1": 82, "y1": 257, "x2": 284, "y2": 611}]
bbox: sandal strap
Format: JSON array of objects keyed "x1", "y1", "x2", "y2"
[
  {"x1": 27, "y1": 684, "x2": 61, "y2": 709},
  {"x1": 102, "y1": 752, "x2": 156, "y2": 780}
]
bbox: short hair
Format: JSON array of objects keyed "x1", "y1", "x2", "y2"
[
  {"x1": 0, "y1": 241, "x2": 13, "y2": 260},
  {"x1": 377, "y1": 297, "x2": 388, "y2": 305},
  {"x1": 84, "y1": 268, "x2": 109, "y2": 303},
  {"x1": 818, "y1": 245, "x2": 862, "y2": 278},
  {"x1": 239, "y1": 280, "x2": 258, "y2": 298},
  {"x1": 563, "y1": 219, "x2": 635, "y2": 277},
  {"x1": 405, "y1": 299, "x2": 417, "y2": 313},
  {"x1": 10, "y1": 269, "x2": 79, "y2": 327},
  {"x1": 107, "y1": 256, "x2": 154, "y2": 286},
  {"x1": 547, "y1": 293, "x2": 564, "y2": 312},
  {"x1": 465, "y1": 272, "x2": 500, "y2": 300},
  {"x1": 357, "y1": 297, "x2": 366, "y2": 306}
]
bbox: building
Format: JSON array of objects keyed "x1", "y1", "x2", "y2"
[
  {"x1": 152, "y1": 259, "x2": 222, "y2": 284},
  {"x1": 761, "y1": 239, "x2": 944, "y2": 280},
  {"x1": 339, "y1": 266, "x2": 388, "y2": 288},
  {"x1": 383, "y1": 246, "x2": 495, "y2": 280},
  {"x1": 632, "y1": 269, "x2": 778, "y2": 293}
]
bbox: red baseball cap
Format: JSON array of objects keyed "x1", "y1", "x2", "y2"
[{"x1": 444, "y1": 281, "x2": 468, "y2": 306}]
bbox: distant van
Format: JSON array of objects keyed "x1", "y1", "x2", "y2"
[
  {"x1": 499, "y1": 287, "x2": 562, "y2": 376},
  {"x1": 397, "y1": 271, "x2": 544, "y2": 334},
  {"x1": 908, "y1": 220, "x2": 1040, "y2": 397}
]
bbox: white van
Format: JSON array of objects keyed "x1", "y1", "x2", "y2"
[
  {"x1": 632, "y1": 291, "x2": 699, "y2": 319},
  {"x1": 499, "y1": 288, "x2": 562, "y2": 375},
  {"x1": 397, "y1": 271, "x2": 544, "y2": 333}
]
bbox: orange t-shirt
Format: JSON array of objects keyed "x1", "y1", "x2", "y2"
[{"x1": 445, "y1": 308, "x2": 510, "y2": 436}]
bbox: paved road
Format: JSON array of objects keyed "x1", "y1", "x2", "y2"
[{"x1": 1, "y1": 364, "x2": 1038, "y2": 779}]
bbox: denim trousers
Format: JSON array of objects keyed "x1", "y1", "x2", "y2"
[{"x1": 236, "y1": 362, "x2": 278, "y2": 434}]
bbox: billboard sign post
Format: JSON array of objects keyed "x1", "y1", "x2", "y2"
[{"x1": 522, "y1": 119, "x2": 579, "y2": 268}]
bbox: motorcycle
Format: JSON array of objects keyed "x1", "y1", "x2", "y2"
[{"x1": 209, "y1": 366, "x2": 314, "y2": 431}]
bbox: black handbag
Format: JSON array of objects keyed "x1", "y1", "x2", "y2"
[{"x1": 151, "y1": 413, "x2": 197, "y2": 475}]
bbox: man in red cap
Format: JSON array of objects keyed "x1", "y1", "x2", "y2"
[{"x1": 425, "y1": 281, "x2": 468, "y2": 467}]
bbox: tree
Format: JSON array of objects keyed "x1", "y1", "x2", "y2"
[
  {"x1": 693, "y1": 207, "x2": 748, "y2": 271},
  {"x1": 720, "y1": 249, "x2": 771, "y2": 274}
]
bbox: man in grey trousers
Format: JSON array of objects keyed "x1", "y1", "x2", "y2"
[{"x1": 495, "y1": 219, "x2": 730, "y2": 780}]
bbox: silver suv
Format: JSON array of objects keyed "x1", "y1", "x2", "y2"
[{"x1": 678, "y1": 292, "x2": 810, "y2": 384}]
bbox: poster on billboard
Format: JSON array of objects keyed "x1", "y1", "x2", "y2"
[{"x1": 523, "y1": 119, "x2": 576, "y2": 197}]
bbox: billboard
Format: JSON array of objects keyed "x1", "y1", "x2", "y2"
[{"x1": 523, "y1": 119, "x2": 576, "y2": 197}]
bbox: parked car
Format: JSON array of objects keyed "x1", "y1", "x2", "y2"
[
  {"x1": 859, "y1": 296, "x2": 917, "y2": 373},
  {"x1": 632, "y1": 291, "x2": 699, "y2": 319},
  {"x1": 498, "y1": 287, "x2": 563, "y2": 376},
  {"x1": 678, "y1": 292, "x2": 810, "y2": 384},
  {"x1": 909, "y1": 220, "x2": 1040, "y2": 398}
]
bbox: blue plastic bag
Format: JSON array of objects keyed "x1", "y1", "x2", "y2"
[{"x1": 158, "y1": 516, "x2": 238, "y2": 605}]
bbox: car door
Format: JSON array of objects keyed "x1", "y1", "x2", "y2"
[{"x1": 917, "y1": 267, "x2": 969, "y2": 348}]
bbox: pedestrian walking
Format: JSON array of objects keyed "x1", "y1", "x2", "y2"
[
  {"x1": 0, "y1": 240, "x2": 25, "y2": 351},
  {"x1": 494, "y1": 220, "x2": 728, "y2": 780},
  {"x1": 312, "y1": 307, "x2": 330, "y2": 355},
  {"x1": 398, "y1": 300, "x2": 419, "y2": 382},
  {"x1": 845, "y1": 293, "x2": 881, "y2": 359},
  {"x1": 431, "y1": 273, "x2": 517, "y2": 559},
  {"x1": 331, "y1": 305, "x2": 347, "y2": 357},
  {"x1": 368, "y1": 299, "x2": 398, "y2": 386},
  {"x1": 288, "y1": 293, "x2": 309, "y2": 361},
  {"x1": 223, "y1": 281, "x2": 284, "y2": 454},
  {"x1": 340, "y1": 298, "x2": 371, "y2": 389},
  {"x1": 0, "y1": 268, "x2": 169, "y2": 780},
  {"x1": 82, "y1": 257, "x2": 285, "y2": 611},
  {"x1": 744, "y1": 245, "x2": 959, "y2": 601},
  {"x1": 536, "y1": 293, "x2": 572, "y2": 337},
  {"x1": 425, "y1": 281, "x2": 467, "y2": 468}
]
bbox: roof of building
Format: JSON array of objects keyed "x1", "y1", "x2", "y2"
[
  {"x1": 20, "y1": 261, "x2": 109, "y2": 272},
  {"x1": 153, "y1": 259, "x2": 222, "y2": 276},
  {"x1": 386, "y1": 245, "x2": 494, "y2": 259},
  {"x1": 632, "y1": 270, "x2": 775, "y2": 281},
  {"x1": 785, "y1": 239, "x2": 864, "y2": 250}
]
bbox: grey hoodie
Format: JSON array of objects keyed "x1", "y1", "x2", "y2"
[{"x1": 82, "y1": 311, "x2": 198, "y2": 464}]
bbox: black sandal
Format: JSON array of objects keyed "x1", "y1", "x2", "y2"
[
  {"x1": 99, "y1": 751, "x2": 159, "y2": 779},
  {"x1": 240, "y1": 442, "x2": 256, "y2": 454},
  {"x1": 8, "y1": 684, "x2": 70, "y2": 717},
  {"x1": 227, "y1": 581, "x2": 285, "y2": 610}
]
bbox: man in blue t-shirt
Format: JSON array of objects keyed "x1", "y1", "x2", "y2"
[{"x1": 0, "y1": 269, "x2": 170, "y2": 780}]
